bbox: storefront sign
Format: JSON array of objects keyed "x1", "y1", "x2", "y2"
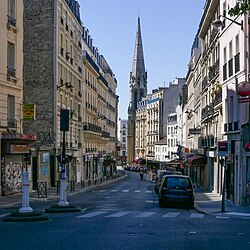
[
  {"x1": 1, "y1": 134, "x2": 37, "y2": 140},
  {"x1": 10, "y1": 144, "x2": 30, "y2": 154},
  {"x1": 23, "y1": 103, "x2": 36, "y2": 120},
  {"x1": 189, "y1": 128, "x2": 201, "y2": 134}
]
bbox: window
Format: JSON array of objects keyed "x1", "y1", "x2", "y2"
[
  {"x1": 235, "y1": 35, "x2": 240, "y2": 72},
  {"x1": 228, "y1": 41, "x2": 233, "y2": 77},
  {"x1": 8, "y1": 0, "x2": 15, "y2": 19},
  {"x1": 7, "y1": 95, "x2": 15, "y2": 128},
  {"x1": 7, "y1": 42, "x2": 15, "y2": 78}
]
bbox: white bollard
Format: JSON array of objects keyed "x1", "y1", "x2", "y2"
[
  {"x1": 58, "y1": 169, "x2": 69, "y2": 207},
  {"x1": 19, "y1": 171, "x2": 33, "y2": 213}
]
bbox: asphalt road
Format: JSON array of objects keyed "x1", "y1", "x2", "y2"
[{"x1": 0, "y1": 171, "x2": 250, "y2": 250}]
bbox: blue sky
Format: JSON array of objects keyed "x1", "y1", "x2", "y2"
[{"x1": 79, "y1": 0, "x2": 205, "y2": 119}]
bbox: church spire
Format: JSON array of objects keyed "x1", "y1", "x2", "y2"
[{"x1": 132, "y1": 17, "x2": 145, "y2": 78}]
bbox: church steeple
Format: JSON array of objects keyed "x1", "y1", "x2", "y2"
[
  {"x1": 132, "y1": 17, "x2": 145, "y2": 78},
  {"x1": 129, "y1": 17, "x2": 147, "y2": 111},
  {"x1": 127, "y1": 17, "x2": 147, "y2": 165}
]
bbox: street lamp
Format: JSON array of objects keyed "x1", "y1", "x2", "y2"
[
  {"x1": 57, "y1": 81, "x2": 73, "y2": 90},
  {"x1": 212, "y1": 15, "x2": 243, "y2": 30}
]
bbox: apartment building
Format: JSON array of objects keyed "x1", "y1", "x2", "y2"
[
  {"x1": 119, "y1": 119, "x2": 128, "y2": 164},
  {"x1": 23, "y1": 0, "x2": 118, "y2": 189},
  {"x1": 0, "y1": 0, "x2": 38, "y2": 196}
]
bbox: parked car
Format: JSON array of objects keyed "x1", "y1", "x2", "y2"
[
  {"x1": 158, "y1": 175, "x2": 194, "y2": 209},
  {"x1": 154, "y1": 171, "x2": 182, "y2": 194}
]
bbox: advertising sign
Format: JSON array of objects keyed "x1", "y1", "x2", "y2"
[
  {"x1": 23, "y1": 104, "x2": 36, "y2": 120},
  {"x1": 217, "y1": 141, "x2": 229, "y2": 157}
]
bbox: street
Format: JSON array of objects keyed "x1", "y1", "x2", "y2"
[{"x1": 0, "y1": 171, "x2": 250, "y2": 250}]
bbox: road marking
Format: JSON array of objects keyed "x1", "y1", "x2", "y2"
[
  {"x1": 146, "y1": 200, "x2": 154, "y2": 203},
  {"x1": 135, "y1": 212, "x2": 156, "y2": 218},
  {"x1": 145, "y1": 191, "x2": 152, "y2": 193},
  {"x1": 216, "y1": 216, "x2": 229, "y2": 219},
  {"x1": 99, "y1": 190, "x2": 106, "y2": 192},
  {"x1": 111, "y1": 190, "x2": 118, "y2": 192},
  {"x1": 135, "y1": 190, "x2": 141, "y2": 192},
  {"x1": 225, "y1": 212, "x2": 250, "y2": 217},
  {"x1": 189, "y1": 231, "x2": 197, "y2": 234},
  {"x1": 76, "y1": 211, "x2": 107, "y2": 218},
  {"x1": 163, "y1": 212, "x2": 180, "y2": 218},
  {"x1": 190, "y1": 213, "x2": 204, "y2": 218},
  {"x1": 106, "y1": 211, "x2": 131, "y2": 217},
  {"x1": 0, "y1": 213, "x2": 9, "y2": 218},
  {"x1": 122, "y1": 190, "x2": 129, "y2": 192}
]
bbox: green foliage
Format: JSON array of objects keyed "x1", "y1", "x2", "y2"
[{"x1": 228, "y1": 1, "x2": 250, "y2": 16}]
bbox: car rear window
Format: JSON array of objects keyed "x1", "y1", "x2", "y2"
[{"x1": 164, "y1": 177, "x2": 191, "y2": 189}]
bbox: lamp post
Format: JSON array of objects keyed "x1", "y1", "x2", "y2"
[{"x1": 212, "y1": 15, "x2": 243, "y2": 30}]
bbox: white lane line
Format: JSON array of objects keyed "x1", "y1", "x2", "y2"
[
  {"x1": 0, "y1": 213, "x2": 9, "y2": 218},
  {"x1": 162, "y1": 212, "x2": 180, "y2": 218},
  {"x1": 225, "y1": 212, "x2": 250, "y2": 217},
  {"x1": 216, "y1": 216, "x2": 230, "y2": 219},
  {"x1": 122, "y1": 190, "x2": 129, "y2": 192},
  {"x1": 146, "y1": 200, "x2": 154, "y2": 203},
  {"x1": 111, "y1": 190, "x2": 118, "y2": 192},
  {"x1": 135, "y1": 190, "x2": 141, "y2": 193},
  {"x1": 190, "y1": 213, "x2": 204, "y2": 219},
  {"x1": 76, "y1": 211, "x2": 107, "y2": 218},
  {"x1": 106, "y1": 211, "x2": 131, "y2": 218},
  {"x1": 189, "y1": 231, "x2": 197, "y2": 234},
  {"x1": 135, "y1": 212, "x2": 156, "y2": 218}
]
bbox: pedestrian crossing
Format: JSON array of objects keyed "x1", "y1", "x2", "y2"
[
  {"x1": 74, "y1": 210, "x2": 249, "y2": 220},
  {"x1": 92, "y1": 189, "x2": 153, "y2": 193},
  {"x1": 75, "y1": 211, "x2": 206, "y2": 219}
]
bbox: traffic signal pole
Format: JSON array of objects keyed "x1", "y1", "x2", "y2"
[{"x1": 58, "y1": 130, "x2": 69, "y2": 207}]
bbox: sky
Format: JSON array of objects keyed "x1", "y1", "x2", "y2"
[{"x1": 78, "y1": 0, "x2": 205, "y2": 119}]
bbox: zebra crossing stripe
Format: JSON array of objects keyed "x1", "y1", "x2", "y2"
[
  {"x1": 135, "y1": 190, "x2": 141, "y2": 192},
  {"x1": 135, "y1": 212, "x2": 156, "y2": 218},
  {"x1": 99, "y1": 190, "x2": 106, "y2": 192},
  {"x1": 111, "y1": 190, "x2": 118, "y2": 192},
  {"x1": 122, "y1": 190, "x2": 129, "y2": 192},
  {"x1": 145, "y1": 191, "x2": 152, "y2": 193},
  {"x1": 106, "y1": 211, "x2": 131, "y2": 217},
  {"x1": 76, "y1": 211, "x2": 107, "y2": 218},
  {"x1": 163, "y1": 212, "x2": 180, "y2": 218},
  {"x1": 190, "y1": 213, "x2": 204, "y2": 218},
  {"x1": 216, "y1": 216, "x2": 229, "y2": 219}
]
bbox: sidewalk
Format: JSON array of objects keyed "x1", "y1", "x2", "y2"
[{"x1": 194, "y1": 188, "x2": 250, "y2": 216}]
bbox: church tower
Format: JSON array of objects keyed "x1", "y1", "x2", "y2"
[{"x1": 127, "y1": 17, "x2": 147, "y2": 164}]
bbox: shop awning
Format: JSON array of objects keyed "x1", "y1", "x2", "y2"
[
  {"x1": 166, "y1": 159, "x2": 185, "y2": 169},
  {"x1": 244, "y1": 142, "x2": 250, "y2": 151},
  {"x1": 187, "y1": 156, "x2": 207, "y2": 167}
]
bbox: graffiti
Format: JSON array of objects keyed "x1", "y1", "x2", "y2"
[
  {"x1": 2, "y1": 160, "x2": 22, "y2": 195},
  {"x1": 37, "y1": 130, "x2": 56, "y2": 147}
]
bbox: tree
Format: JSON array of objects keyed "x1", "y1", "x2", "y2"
[{"x1": 228, "y1": 1, "x2": 250, "y2": 17}]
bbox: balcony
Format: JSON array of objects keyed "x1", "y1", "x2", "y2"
[
  {"x1": 101, "y1": 131, "x2": 110, "y2": 139},
  {"x1": 201, "y1": 104, "x2": 214, "y2": 120},
  {"x1": 83, "y1": 122, "x2": 101, "y2": 134},
  {"x1": 7, "y1": 66, "x2": 16, "y2": 80},
  {"x1": 202, "y1": 76, "x2": 208, "y2": 90}
]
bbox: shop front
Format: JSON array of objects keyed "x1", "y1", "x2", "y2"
[
  {"x1": 187, "y1": 155, "x2": 207, "y2": 188},
  {"x1": 0, "y1": 133, "x2": 37, "y2": 196}
]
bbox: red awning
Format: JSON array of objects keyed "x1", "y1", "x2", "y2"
[
  {"x1": 244, "y1": 143, "x2": 250, "y2": 151},
  {"x1": 187, "y1": 156, "x2": 207, "y2": 167},
  {"x1": 166, "y1": 159, "x2": 184, "y2": 169}
]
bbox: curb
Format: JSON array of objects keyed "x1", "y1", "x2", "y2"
[
  {"x1": 45, "y1": 204, "x2": 81, "y2": 213},
  {"x1": 2, "y1": 211, "x2": 49, "y2": 222}
]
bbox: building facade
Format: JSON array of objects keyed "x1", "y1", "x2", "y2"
[{"x1": 23, "y1": 0, "x2": 118, "y2": 190}]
